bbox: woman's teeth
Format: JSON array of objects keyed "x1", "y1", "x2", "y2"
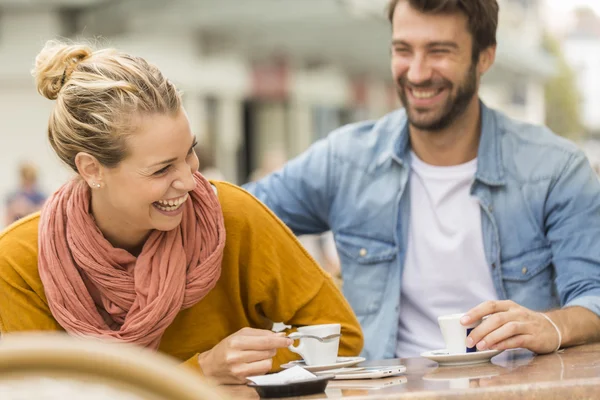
[{"x1": 154, "y1": 193, "x2": 189, "y2": 211}]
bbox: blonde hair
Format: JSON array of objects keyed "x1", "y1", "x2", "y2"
[
  {"x1": 19, "y1": 162, "x2": 38, "y2": 185},
  {"x1": 32, "y1": 40, "x2": 182, "y2": 171}
]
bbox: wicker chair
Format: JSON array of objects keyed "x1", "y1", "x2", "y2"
[{"x1": 0, "y1": 332, "x2": 231, "y2": 400}]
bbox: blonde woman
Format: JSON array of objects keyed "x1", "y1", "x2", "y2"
[
  {"x1": 0, "y1": 41, "x2": 363, "y2": 384},
  {"x1": 4, "y1": 162, "x2": 46, "y2": 226}
]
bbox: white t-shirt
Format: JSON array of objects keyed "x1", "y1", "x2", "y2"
[{"x1": 396, "y1": 152, "x2": 498, "y2": 357}]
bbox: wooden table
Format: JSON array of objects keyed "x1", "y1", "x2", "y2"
[{"x1": 224, "y1": 343, "x2": 600, "y2": 399}]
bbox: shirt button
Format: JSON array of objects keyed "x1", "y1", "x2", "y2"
[
  {"x1": 359, "y1": 248, "x2": 368, "y2": 257},
  {"x1": 488, "y1": 205, "x2": 494, "y2": 212},
  {"x1": 492, "y1": 262, "x2": 497, "y2": 269},
  {"x1": 522, "y1": 267, "x2": 528, "y2": 275}
]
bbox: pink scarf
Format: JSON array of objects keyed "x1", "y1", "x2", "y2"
[{"x1": 38, "y1": 172, "x2": 225, "y2": 349}]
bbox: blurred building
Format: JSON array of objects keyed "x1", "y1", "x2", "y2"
[
  {"x1": 0, "y1": 0, "x2": 554, "y2": 222},
  {"x1": 483, "y1": 0, "x2": 555, "y2": 125},
  {"x1": 563, "y1": 8, "x2": 600, "y2": 137}
]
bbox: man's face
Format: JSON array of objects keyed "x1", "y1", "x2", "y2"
[{"x1": 390, "y1": 1, "x2": 492, "y2": 131}]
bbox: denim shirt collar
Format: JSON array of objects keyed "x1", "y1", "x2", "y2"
[{"x1": 387, "y1": 101, "x2": 506, "y2": 186}]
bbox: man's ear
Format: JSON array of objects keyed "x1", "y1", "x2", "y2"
[{"x1": 478, "y1": 45, "x2": 496, "y2": 76}]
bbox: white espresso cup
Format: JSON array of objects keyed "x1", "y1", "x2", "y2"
[
  {"x1": 288, "y1": 323, "x2": 341, "y2": 366},
  {"x1": 438, "y1": 313, "x2": 481, "y2": 355}
]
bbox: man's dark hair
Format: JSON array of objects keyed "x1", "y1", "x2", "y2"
[{"x1": 387, "y1": 0, "x2": 499, "y2": 61}]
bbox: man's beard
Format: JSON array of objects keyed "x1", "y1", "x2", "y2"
[{"x1": 397, "y1": 63, "x2": 478, "y2": 131}]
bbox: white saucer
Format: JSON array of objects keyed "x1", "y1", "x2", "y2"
[
  {"x1": 420, "y1": 349, "x2": 503, "y2": 366},
  {"x1": 280, "y1": 356, "x2": 366, "y2": 372}
]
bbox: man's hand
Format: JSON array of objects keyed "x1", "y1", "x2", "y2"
[
  {"x1": 463, "y1": 300, "x2": 561, "y2": 354},
  {"x1": 198, "y1": 327, "x2": 293, "y2": 384}
]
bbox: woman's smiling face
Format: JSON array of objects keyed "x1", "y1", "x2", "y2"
[{"x1": 90, "y1": 108, "x2": 200, "y2": 245}]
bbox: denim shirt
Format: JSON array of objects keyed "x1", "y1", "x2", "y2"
[{"x1": 244, "y1": 102, "x2": 600, "y2": 360}]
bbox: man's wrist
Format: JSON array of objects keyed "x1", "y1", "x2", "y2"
[
  {"x1": 540, "y1": 313, "x2": 562, "y2": 352},
  {"x1": 545, "y1": 306, "x2": 600, "y2": 348}
]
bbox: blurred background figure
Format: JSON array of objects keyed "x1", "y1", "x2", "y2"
[{"x1": 4, "y1": 162, "x2": 46, "y2": 226}]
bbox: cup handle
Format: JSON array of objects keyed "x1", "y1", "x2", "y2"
[{"x1": 287, "y1": 333, "x2": 305, "y2": 358}]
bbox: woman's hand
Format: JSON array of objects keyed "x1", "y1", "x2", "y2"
[{"x1": 198, "y1": 327, "x2": 293, "y2": 384}]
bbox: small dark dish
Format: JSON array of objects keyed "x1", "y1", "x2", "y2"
[{"x1": 247, "y1": 375, "x2": 334, "y2": 398}]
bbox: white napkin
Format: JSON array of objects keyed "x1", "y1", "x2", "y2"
[
  {"x1": 271, "y1": 322, "x2": 292, "y2": 332},
  {"x1": 247, "y1": 366, "x2": 316, "y2": 385}
]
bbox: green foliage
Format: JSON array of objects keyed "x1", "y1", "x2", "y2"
[{"x1": 543, "y1": 34, "x2": 583, "y2": 140}]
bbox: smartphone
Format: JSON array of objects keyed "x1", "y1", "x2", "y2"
[{"x1": 330, "y1": 365, "x2": 407, "y2": 380}]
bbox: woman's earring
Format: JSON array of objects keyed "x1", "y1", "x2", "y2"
[{"x1": 92, "y1": 182, "x2": 101, "y2": 188}]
